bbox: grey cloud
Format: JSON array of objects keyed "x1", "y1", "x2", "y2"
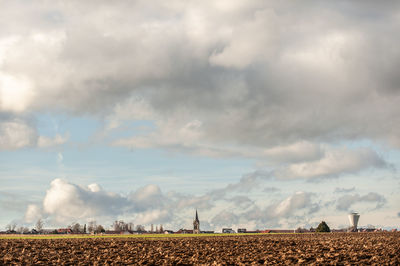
[
  {"x1": 228, "y1": 196, "x2": 254, "y2": 209},
  {"x1": 210, "y1": 211, "x2": 240, "y2": 227},
  {"x1": 208, "y1": 170, "x2": 272, "y2": 199},
  {"x1": 1, "y1": 1, "x2": 400, "y2": 154},
  {"x1": 263, "y1": 187, "x2": 280, "y2": 193},
  {"x1": 216, "y1": 191, "x2": 321, "y2": 228},
  {"x1": 336, "y1": 192, "x2": 386, "y2": 211},
  {"x1": 334, "y1": 187, "x2": 356, "y2": 193}
]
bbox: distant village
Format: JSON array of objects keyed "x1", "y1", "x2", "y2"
[{"x1": 0, "y1": 211, "x2": 397, "y2": 235}]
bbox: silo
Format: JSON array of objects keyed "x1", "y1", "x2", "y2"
[{"x1": 348, "y1": 212, "x2": 360, "y2": 231}]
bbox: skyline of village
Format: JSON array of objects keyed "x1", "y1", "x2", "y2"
[
  {"x1": 1, "y1": 1, "x2": 400, "y2": 231},
  {"x1": 3, "y1": 208, "x2": 397, "y2": 234}
]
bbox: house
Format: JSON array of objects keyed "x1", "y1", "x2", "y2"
[
  {"x1": 57, "y1": 228, "x2": 72, "y2": 234},
  {"x1": 246, "y1": 230, "x2": 261, "y2": 234},
  {"x1": 176, "y1": 229, "x2": 193, "y2": 234}
]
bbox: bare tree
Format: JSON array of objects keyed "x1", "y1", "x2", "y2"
[
  {"x1": 96, "y1": 225, "x2": 105, "y2": 233},
  {"x1": 128, "y1": 222, "x2": 134, "y2": 231},
  {"x1": 70, "y1": 222, "x2": 82, "y2": 233},
  {"x1": 35, "y1": 219, "x2": 44, "y2": 233},
  {"x1": 17, "y1": 226, "x2": 29, "y2": 234},
  {"x1": 6, "y1": 222, "x2": 17, "y2": 232},
  {"x1": 113, "y1": 220, "x2": 130, "y2": 232},
  {"x1": 88, "y1": 221, "x2": 97, "y2": 234},
  {"x1": 136, "y1": 225, "x2": 145, "y2": 232}
]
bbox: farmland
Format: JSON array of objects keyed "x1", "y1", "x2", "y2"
[{"x1": 1, "y1": 233, "x2": 399, "y2": 264}]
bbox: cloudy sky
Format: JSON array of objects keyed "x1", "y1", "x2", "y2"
[{"x1": 1, "y1": 0, "x2": 400, "y2": 231}]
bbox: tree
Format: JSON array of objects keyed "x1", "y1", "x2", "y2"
[
  {"x1": 316, "y1": 221, "x2": 331, "y2": 233},
  {"x1": 136, "y1": 225, "x2": 145, "y2": 232},
  {"x1": 35, "y1": 219, "x2": 44, "y2": 233},
  {"x1": 128, "y1": 222, "x2": 134, "y2": 231},
  {"x1": 88, "y1": 221, "x2": 97, "y2": 234},
  {"x1": 96, "y1": 225, "x2": 105, "y2": 233},
  {"x1": 83, "y1": 224, "x2": 87, "y2": 234},
  {"x1": 6, "y1": 222, "x2": 17, "y2": 232},
  {"x1": 17, "y1": 226, "x2": 29, "y2": 234},
  {"x1": 70, "y1": 223, "x2": 82, "y2": 233}
]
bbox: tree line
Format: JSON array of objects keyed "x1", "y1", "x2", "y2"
[{"x1": 4, "y1": 219, "x2": 164, "y2": 234}]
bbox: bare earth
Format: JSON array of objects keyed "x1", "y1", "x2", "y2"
[{"x1": 1, "y1": 233, "x2": 399, "y2": 265}]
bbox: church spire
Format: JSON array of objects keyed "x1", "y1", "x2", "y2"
[{"x1": 193, "y1": 209, "x2": 200, "y2": 234}]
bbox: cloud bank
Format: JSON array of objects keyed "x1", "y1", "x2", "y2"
[
  {"x1": 336, "y1": 192, "x2": 386, "y2": 212},
  {"x1": 0, "y1": 1, "x2": 400, "y2": 158},
  {"x1": 22, "y1": 178, "x2": 367, "y2": 230}
]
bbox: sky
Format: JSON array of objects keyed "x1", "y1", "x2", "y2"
[{"x1": 0, "y1": 0, "x2": 400, "y2": 232}]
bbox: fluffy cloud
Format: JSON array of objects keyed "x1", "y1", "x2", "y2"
[
  {"x1": 25, "y1": 178, "x2": 324, "y2": 230},
  {"x1": 24, "y1": 204, "x2": 42, "y2": 223},
  {"x1": 270, "y1": 192, "x2": 316, "y2": 218},
  {"x1": 0, "y1": 118, "x2": 37, "y2": 150},
  {"x1": 336, "y1": 192, "x2": 386, "y2": 211},
  {"x1": 211, "y1": 191, "x2": 320, "y2": 229},
  {"x1": 0, "y1": 116, "x2": 68, "y2": 150},
  {"x1": 25, "y1": 179, "x2": 210, "y2": 226},
  {"x1": 42, "y1": 179, "x2": 128, "y2": 223}
]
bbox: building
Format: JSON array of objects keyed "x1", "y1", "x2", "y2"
[
  {"x1": 193, "y1": 209, "x2": 200, "y2": 234},
  {"x1": 348, "y1": 212, "x2": 360, "y2": 232},
  {"x1": 176, "y1": 229, "x2": 193, "y2": 234},
  {"x1": 222, "y1": 228, "x2": 235, "y2": 233}
]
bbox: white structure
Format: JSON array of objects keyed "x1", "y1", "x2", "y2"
[{"x1": 348, "y1": 212, "x2": 360, "y2": 231}]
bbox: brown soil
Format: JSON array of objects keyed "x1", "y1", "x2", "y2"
[{"x1": 1, "y1": 233, "x2": 399, "y2": 265}]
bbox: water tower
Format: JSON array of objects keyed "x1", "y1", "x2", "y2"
[{"x1": 348, "y1": 212, "x2": 360, "y2": 232}]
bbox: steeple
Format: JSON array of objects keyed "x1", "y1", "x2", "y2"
[{"x1": 193, "y1": 209, "x2": 200, "y2": 234}]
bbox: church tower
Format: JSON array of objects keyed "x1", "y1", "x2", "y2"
[{"x1": 193, "y1": 209, "x2": 200, "y2": 234}]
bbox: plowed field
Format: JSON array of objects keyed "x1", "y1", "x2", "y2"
[{"x1": 1, "y1": 233, "x2": 399, "y2": 265}]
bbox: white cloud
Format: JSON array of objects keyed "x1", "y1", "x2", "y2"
[
  {"x1": 275, "y1": 147, "x2": 387, "y2": 179},
  {"x1": 24, "y1": 204, "x2": 42, "y2": 223},
  {"x1": 272, "y1": 192, "x2": 314, "y2": 218},
  {"x1": 0, "y1": 118, "x2": 37, "y2": 150},
  {"x1": 42, "y1": 179, "x2": 127, "y2": 223},
  {"x1": 0, "y1": 116, "x2": 68, "y2": 151},
  {"x1": 37, "y1": 133, "x2": 68, "y2": 148},
  {"x1": 27, "y1": 179, "x2": 197, "y2": 226},
  {"x1": 0, "y1": 73, "x2": 34, "y2": 113}
]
